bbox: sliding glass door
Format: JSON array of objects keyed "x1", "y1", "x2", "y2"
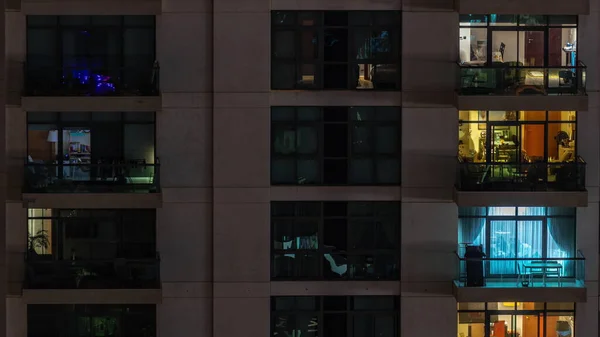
[
  {"x1": 488, "y1": 218, "x2": 544, "y2": 276},
  {"x1": 489, "y1": 312, "x2": 541, "y2": 337}
]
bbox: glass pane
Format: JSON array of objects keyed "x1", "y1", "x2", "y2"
[
  {"x1": 549, "y1": 110, "x2": 576, "y2": 121},
  {"x1": 272, "y1": 12, "x2": 296, "y2": 26},
  {"x1": 350, "y1": 107, "x2": 374, "y2": 121},
  {"x1": 300, "y1": 64, "x2": 318, "y2": 88},
  {"x1": 489, "y1": 14, "x2": 517, "y2": 26},
  {"x1": 272, "y1": 62, "x2": 296, "y2": 89},
  {"x1": 356, "y1": 63, "x2": 398, "y2": 89},
  {"x1": 458, "y1": 314, "x2": 485, "y2": 337},
  {"x1": 298, "y1": 107, "x2": 321, "y2": 121},
  {"x1": 519, "y1": 31, "x2": 544, "y2": 66},
  {"x1": 459, "y1": 28, "x2": 487, "y2": 63},
  {"x1": 517, "y1": 220, "x2": 543, "y2": 258},
  {"x1": 492, "y1": 31, "x2": 517, "y2": 63},
  {"x1": 272, "y1": 159, "x2": 295, "y2": 183},
  {"x1": 519, "y1": 15, "x2": 546, "y2": 26},
  {"x1": 376, "y1": 158, "x2": 399, "y2": 184},
  {"x1": 352, "y1": 126, "x2": 372, "y2": 153},
  {"x1": 489, "y1": 220, "x2": 516, "y2": 275},
  {"x1": 349, "y1": 158, "x2": 373, "y2": 184},
  {"x1": 297, "y1": 127, "x2": 318, "y2": 154},
  {"x1": 273, "y1": 126, "x2": 298, "y2": 155},
  {"x1": 272, "y1": 107, "x2": 295, "y2": 121},
  {"x1": 300, "y1": 31, "x2": 318, "y2": 60},
  {"x1": 546, "y1": 303, "x2": 575, "y2": 310},
  {"x1": 375, "y1": 107, "x2": 400, "y2": 121},
  {"x1": 521, "y1": 124, "x2": 544, "y2": 161},
  {"x1": 546, "y1": 313, "x2": 574, "y2": 337},
  {"x1": 348, "y1": 220, "x2": 375, "y2": 250},
  {"x1": 375, "y1": 126, "x2": 397, "y2": 153},
  {"x1": 549, "y1": 28, "x2": 577, "y2": 67},
  {"x1": 297, "y1": 160, "x2": 319, "y2": 184},
  {"x1": 549, "y1": 15, "x2": 577, "y2": 26},
  {"x1": 353, "y1": 29, "x2": 393, "y2": 61},
  {"x1": 273, "y1": 31, "x2": 296, "y2": 58},
  {"x1": 460, "y1": 14, "x2": 488, "y2": 26}
]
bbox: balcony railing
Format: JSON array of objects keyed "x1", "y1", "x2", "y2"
[
  {"x1": 25, "y1": 255, "x2": 160, "y2": 289},
  {"x1": 457, "y1": 61, "x2": 586, "y2": 96},
  {"x1": 272, "y1": 252, "x2": 399, "y2": 280},
  {"x1": 23, "y1": 62, "x2": 160, "y2": 96},
  {"x1": 455, "y1": 250, "x2": 585, "y2": 288},
  {"x1": 456, "y1": 156, "x2": 586, "y2": 192},
  {"x1": 24, "y1": 160, "x2": 160, "y2": 193}
]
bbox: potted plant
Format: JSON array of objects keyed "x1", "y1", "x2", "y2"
[{"x1": 27, "y1": 229, "x2": 50, "y2": 258}]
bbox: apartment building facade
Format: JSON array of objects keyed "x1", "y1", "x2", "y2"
[{"x1": 0, "y1": 0, "x2": 598, "y2": 336}]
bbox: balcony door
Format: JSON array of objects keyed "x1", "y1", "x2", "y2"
[
  {"x1": 488, "y1": 27, "x2": 546, "y2": 66},
  {"x1": 488, "y1": 313, "x2": 540, "y2": 337},
  {"x1": 488, "y1": 219, "x2": 544, "y2": 277}
]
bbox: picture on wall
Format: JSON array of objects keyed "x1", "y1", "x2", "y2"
[{"x1": 478, "y1": 111, "x2": 486, "y2": 130}]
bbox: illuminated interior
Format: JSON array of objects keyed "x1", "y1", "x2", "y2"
[
  {"x1": 458, "y1": 302, "x2": 575, "y2": 337},
  {"x1": 458, "y1": 111, "x2": 576, "y2": 164},
  {"x1": 459, "y1": 15, "x2": 577, "y2": 67}
]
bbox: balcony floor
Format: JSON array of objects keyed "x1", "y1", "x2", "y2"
[
  {"x1": 455, "y1": 278, "x2": 585, "y2": 289},
  {"x1": 452, "y1": 279, "x2": 587, "y2": 302}
]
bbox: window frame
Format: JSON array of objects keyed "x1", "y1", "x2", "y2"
[
  {"x1": 271, "y1": 106, "x2": 402, "y2": 186},
  {"x1": 271, "y1": 11, "x2": 402, "y2": 90},
  {"x1": 458, "y1": 110, "x2": 577, "y2": 164},
  {"x1": 458, "y1": 15, "x2": 578, "y2": 67},
  {"x1": 26, "y1": 111, "x2": 157, "y2": 163},
  {"x1": 457, "y1": 301, "x2": 575, "y2": 337},
  {"x1": 27, "y1": 304, "x2": 156, "y2": 337},
  {"x1": 26, "y1": 15, "x2": 156, "y2": 68},
  {"x1": 458, "y1": 207, "x2": 577, "y2": 277},
  {"x1": 27, "y1": 208, "x2": 157, "y2": 260},
  {"x1": 271, "y1": 201, "x2": 400, "y2": 281}
]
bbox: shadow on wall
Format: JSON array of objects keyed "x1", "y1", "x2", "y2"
[{"x1": 401, "y1": 242, "x2": 457, "y2": 295}]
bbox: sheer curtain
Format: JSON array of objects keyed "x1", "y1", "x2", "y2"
[{"x1": 547, "y1": 217, "x2": 576, "y2": 276}]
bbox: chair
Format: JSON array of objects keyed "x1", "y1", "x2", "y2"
[
  {"x1": 528, "y1": 261, "x2": 546, "y2": 285},
  {"x1": 544, "y1": 260, "x2": 561, "y2": 286}
]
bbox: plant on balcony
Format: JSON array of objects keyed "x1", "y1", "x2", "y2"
[{"x1": 27, "y1": 229, "x2": 50, "y2": 256}]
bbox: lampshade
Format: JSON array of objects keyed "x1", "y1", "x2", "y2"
[{"x1": 47, "y1": 130, "x2": 58, "y2": 142}]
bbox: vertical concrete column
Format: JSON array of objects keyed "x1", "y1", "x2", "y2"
[
  {"x1": 212, "y1": 0, "x2": 271, "y2": 336},
  {"x1": 577, "y1": 6, "x2": 600, "y2": 336},
  {"x1": 157, "y1": 0, "x2": 215, "y2": 335},
  {"x1": 0, "y1": 3, "x2": 7, "y2": 337},
  {"x1": 400, "y1": 8, "x2": 458, "y2": 337}
]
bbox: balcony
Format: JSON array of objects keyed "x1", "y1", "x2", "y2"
[
  {"x1": 22, "y1": 63, "x2": 160, "y2": 112},
  {"x1": 456, "y1": 62, "x2": 588, "y2": 111},
  {"x1": 454, "y1": 157, "x2": 587, "y2": 207},
  {"x1": 455, "y1": 0, "x2": 589, "y2": 15},
  {"x1": 452, "y1": 251, "x2": 587, "y2": 302},
  {"x1": 273, "y1": 253, "x2": 399, "y2": 281},
  {"x1": 23, "y1": 161, "x2": 161, "y2": 208},
  {"x1": 26, "y1": 257, "x2": 160, "y2": 289}
]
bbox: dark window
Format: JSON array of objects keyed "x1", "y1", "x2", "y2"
[
  {"x1": 272, "y1": 11, "x2": 401, "y2": 90},
  {"x1": 26, "y1": 15, "x2": 158, "y2": 96},
  {"x1": 26, "y1": 209, "x2": 159, "y2": 289},
  {"x1": 271, "y1": 202, "x2": 399, "y2": 280},
  {"x1": 28, "y1": 304, "x2": 156, "y2": 337},
  {"x1": 272, "y1": 296, "x2": 399, "y2": 337},
  {"x1": 271, "y1": 107, "x2": 400, "y2": 185}
]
